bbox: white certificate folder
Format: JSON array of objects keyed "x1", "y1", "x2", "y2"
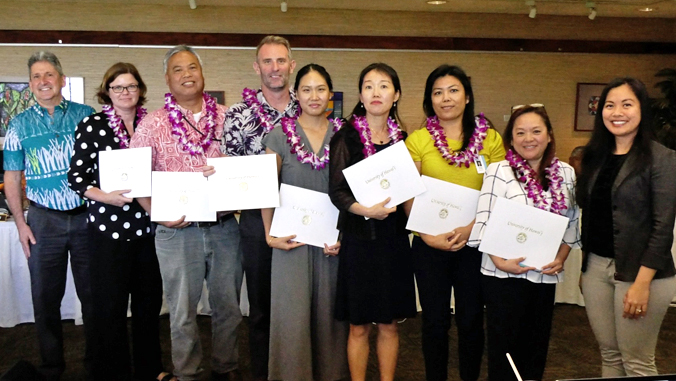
[
  {"x1": 150, "y1": 171, "x2": 216, "y2": 222},
  {"x1": 478, "y1": 198, "x2": 569, "y2": 269},
  {"x1": 342, "y1": 141, "x2": 426, "y2": 208},
  {"x1": 269, "y1": 184, "x2": 340, "y2": 248},
  {"x1": 206, "y1": 154, "x2": 280, "y2": 211},
  {"x1": 98, "y1": 147, "x2": 152, "y2": 198},
  {"x1": 406, "y1": 176, "x2": 480, "y2": 236}
]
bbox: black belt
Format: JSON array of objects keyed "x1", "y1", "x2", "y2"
[
  {"x1": 189, "y1": 213, "x2": 235, "y2": 228},
  {"x1": 29, "y1": 201, "x2": 87, "y2": 216}
]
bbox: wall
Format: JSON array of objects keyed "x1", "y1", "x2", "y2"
[{"x1": 1, "y1": 2, "x2": 674, "y2": 158}]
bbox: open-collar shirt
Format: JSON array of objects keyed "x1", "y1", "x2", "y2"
[
  {"x1": 3, "y1": 99, "x2": 95, "y2": 210},
  {"x1": 129, "y1": 97, "x2": 226, "y2": 172},
  {"x1": 223, "y1": 88, "x2": 298, "y2": 156}
]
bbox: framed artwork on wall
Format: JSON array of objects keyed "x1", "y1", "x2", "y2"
[
  {"x1": 0, "y1": 76, "x2": 84, "y2": 137},
  {"x1": 574, "y1": 83, "x2": 606, "y2": 132},
  {"x1": 206, "y1": 91, "x2": 225, "y2": 105}
]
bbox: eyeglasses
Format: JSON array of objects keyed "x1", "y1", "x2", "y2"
[
  {"x1": 511, "y1": 103, "x2": 545, "y2": 113},
  {"x1": 109, "y1": 84, "x2": 139, "y2": 93}
]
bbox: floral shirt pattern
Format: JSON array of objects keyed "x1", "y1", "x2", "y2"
[
  {"x1": 223, "y1": 88, "x2": 298, "y2": 156},
  {"x1": 3, "y1": 99, "x2": 94, "y2": 210},
  {"x1": 129, "y1": 98, "x2": 226, "y2": 172}
]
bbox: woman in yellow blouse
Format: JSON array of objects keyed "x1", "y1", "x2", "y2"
[{"x1": 405, "y1": 64, "x2": 505, "y2": 381}]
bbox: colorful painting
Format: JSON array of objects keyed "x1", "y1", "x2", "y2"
[
  {"x1": 0, "y1": 82, "x2": 36, "y2": 137},
  {"x1": 575, "y1": 83, "x2": 606, "y2": 132}
]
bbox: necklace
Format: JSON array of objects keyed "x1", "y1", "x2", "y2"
[
  {"x1": 352, "y1": 116, "x2": 403, "y2": 158},
  {"x1": 426, "y1": 113, "x2": 489, "y2": 168},
  {"x1": 505, "y1": 149, "x2": 567, "y2": 215},
  {"x1": 281, "y1": 117, "x2": 343, "y2": 170},
  {"x1": 243, "y1": 88, "x2": 299, "y2": 134},
  {"x1": 164, "y1": 92, "x2": 218, "y2": 156},
  {"x1": 102, "y1": 104, "x2": 147, "y2": 149}
]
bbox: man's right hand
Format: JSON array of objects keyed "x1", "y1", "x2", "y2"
[
  {"x1": 158, "y1": 215, "x2": 191, "y2": 229},
  {"x1": 17, "y1": 224, "x2": 36, "y2": 259}
]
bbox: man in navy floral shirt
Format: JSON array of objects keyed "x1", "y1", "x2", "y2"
[
  {"x1": 223, "y1": 35, "x2": 298, "y2": 381},
  {"x1": 3, "y1": 51, "x2": 95, "y2": 381}
]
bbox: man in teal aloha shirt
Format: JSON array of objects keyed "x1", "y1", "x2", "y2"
[{"x1": 3, "y1": 51, "x2": 95, "y2": 381}]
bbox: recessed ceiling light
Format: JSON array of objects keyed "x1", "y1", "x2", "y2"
[
  {"x1": 427, "y1": 0, "x2": 447, "y2": 4},
  {"x1": 638, "y1": 7, "x2": 654, "y2": 12}
]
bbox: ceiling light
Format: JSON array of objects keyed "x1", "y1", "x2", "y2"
[
  {"x1": 426, "y1": 1, "x2": 447, "y2": 4},
  {"x1": 526, "y1": 0, "x2": 536, "y2": 18},
  {"x1": 188, "y1": 0, "x2": 196, "y2": 9},
  {"x1": 281, "y1": 0, "x2": 287, "y2": 12},
  {"x1": 586, "y1": 2, "x2": 596, "y2": 20},
  {"x1": 638, "y1": 7, "x2": 654, "y2": 12}
]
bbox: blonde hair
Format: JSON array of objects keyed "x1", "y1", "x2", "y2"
[{"x1": 256, "y1": 35, "x2": 292, "y2": 61}]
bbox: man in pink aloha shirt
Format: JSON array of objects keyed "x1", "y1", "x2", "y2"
[{"x1": 130, "y1": 45, "x2": 243, "y2": 381}]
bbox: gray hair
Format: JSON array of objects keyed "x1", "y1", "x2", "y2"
[
  {"x1": 163, "y1": 45, "x2": 203, "y2": 73},
  {"x1": 27, "y1": 51, "x2": 64, "y2": 77}
]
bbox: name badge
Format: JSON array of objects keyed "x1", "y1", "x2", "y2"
[{"x1": 474, "y1": 155, "x2": 487, "y2": 174}]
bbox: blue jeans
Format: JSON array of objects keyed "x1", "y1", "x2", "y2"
[
  {"x1": 155, "y1": 216, "x2": 243, "y2": 380},
  {"x1": 26, "y1": 205, "x2": 95, "y2": 381}
]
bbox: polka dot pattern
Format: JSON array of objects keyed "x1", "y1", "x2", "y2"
[{"x1": 68, "y1": 112, "x2": 153, "y2": 241}]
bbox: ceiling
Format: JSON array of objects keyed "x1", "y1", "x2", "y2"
[{"x1": 20, "y1": 0, "x2": 676, "y2": 18}]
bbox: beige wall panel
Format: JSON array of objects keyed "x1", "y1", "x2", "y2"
[
  {"x1": 1, "y1": 3, "x2": 674, "y2": 42},
  {"x1": 1, "y1": 45, "x2": 673, "y2": 160}
]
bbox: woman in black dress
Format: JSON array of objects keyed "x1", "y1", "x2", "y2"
[{"x1": 329, "y1": 63, "x2": 416, "y2": 381}]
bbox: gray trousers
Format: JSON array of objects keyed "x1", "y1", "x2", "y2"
[
  {"x1": 155, "y1": 218, "x2": 243, "y2": 380},
  {"x1": 581, "y1": 253, "x2": 676, "y2": 377},
  {"x1": 268, "y1": 246, "x2": 349, "y2": 381}
]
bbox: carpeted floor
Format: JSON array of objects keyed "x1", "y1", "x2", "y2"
[{"x1": 2, "y1": 304, "x2": 676, "y2": 380}]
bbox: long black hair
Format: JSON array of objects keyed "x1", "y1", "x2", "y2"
[
  {"x1": 576, "y1": 77, "x2": 653, "y2": 207},
  {"x1": 422, "y1": 64, "x2": 475, "y2": 151},
  {"x1": 349, "y1": 63, "x2": 402, "y2": 127}
]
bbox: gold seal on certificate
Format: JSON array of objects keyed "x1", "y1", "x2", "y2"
[
  {"x1": 380, "y1": 179, "x2": 390, "y2": 189},
  {"x1": 516, "y1": 232, "x2": 527, "y2": 244},
  {"x1": 439, "y1": 208, "x2": 449, "y2": 219},
  {"x1": 179, "y1": 194, "x2": 189, "y2": 205},
  {"x1": 302, "y1": 215, "x2": 312, "y2": 226},
  {"x1": 120, "y1": 173, "x2": 128, "y2": 182},
  {"x1": 239, "y1": 182, "x2": 249, "y2": 192}
]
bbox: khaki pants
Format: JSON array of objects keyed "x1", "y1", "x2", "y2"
[{"x1": 581, "y1": 253, "x2": 676, "y2": 377}]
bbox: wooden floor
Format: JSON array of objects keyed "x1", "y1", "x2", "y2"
[{"x1": 2, "y1": 304, "x2": 676, "y2": 380}]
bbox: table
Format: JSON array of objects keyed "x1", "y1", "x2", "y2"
[{"x1": 0, "y1": 220, "x2": 249, "y2": 328}]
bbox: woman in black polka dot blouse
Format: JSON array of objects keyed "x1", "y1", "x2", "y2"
[{"x1": 68, "y1": 63, "x2": 172, "y2": 381}]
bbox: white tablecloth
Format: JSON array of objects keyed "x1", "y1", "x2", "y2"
[
  {"x1": 0, "y1": 220, "x2": 249, "y2": 328},
  {"x1": 555, "y1": 248, "x2": 585, "y2": 306}
]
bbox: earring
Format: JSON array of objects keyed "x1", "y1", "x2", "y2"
[
  {"x1": 360, "y1": 103, "x2": 364, "y2": 109},
  {"x1": 394, "y1": 101, "x2": 397, "y2": 107}
]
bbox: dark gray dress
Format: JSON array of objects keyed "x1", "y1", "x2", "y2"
[{"x1": 262, "y1": 120, "x2": 349, "y2": 381}]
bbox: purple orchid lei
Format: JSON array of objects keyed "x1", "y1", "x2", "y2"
[
  {"x1": 102, "y1": 104, "x2": 147, "y2": 149},
  {"x1": 426, "y1": 113, "x2": 489, "y2": 168},
  {"x1": 505, "y1": 149, "x2": 567, "y2": 215},
  {"x1": 281, "y1": 117, "x2": 343, "y2": 170},
  {"x1": 164, "y1": 92, "x2": 218, "y2": 156},
  {"x1": 352, "y1": 116, "x2": 403, "y2": 158},
  {"x1": 242, "y1": 88, "x2": 275, "y2": 134}
]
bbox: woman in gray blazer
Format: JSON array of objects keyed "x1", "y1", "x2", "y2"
[{"x1": 577, "y1": 77, "x2": 676, "y2": 377}]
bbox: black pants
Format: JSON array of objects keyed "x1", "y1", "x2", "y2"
[
  {"x1": 412, "y1": 237, "x2": 484, "y2": 381},
  {"x1": 26, "y1": 206, "x2": 95, "y2": 381},
  {"x1": 482, "y1": 275, "x2": 555, "y2": 381},
  {"x1": 239, "y1": 209, "x2": 272, "y2": 379},
  {"x1": 413, "y1": 236, "x2": 484, "y2": 381},
  {"x1": 89, "y1": 231, "x2": 164, "y2": 381}
]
